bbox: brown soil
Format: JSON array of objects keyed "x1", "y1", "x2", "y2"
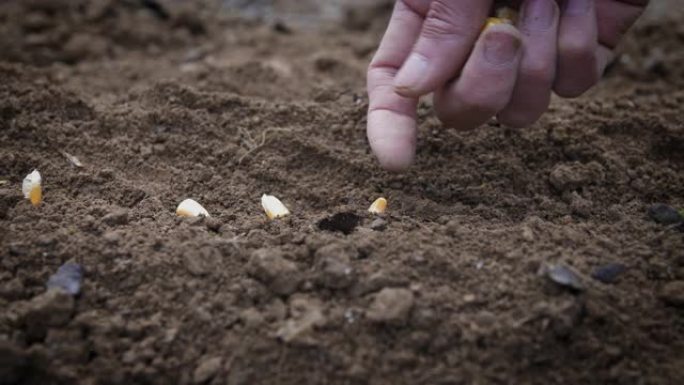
[{"x1": 1, "y1": 1, "x2": 683, "y2": 384}]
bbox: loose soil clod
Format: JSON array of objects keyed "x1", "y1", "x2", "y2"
[{"x1": 366, "y1": 287, "x2": 415, "y2": 325}]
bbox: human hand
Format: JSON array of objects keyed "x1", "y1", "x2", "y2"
[{"x1": 366, "y1": 0, "x2": 649, "y2": 171}]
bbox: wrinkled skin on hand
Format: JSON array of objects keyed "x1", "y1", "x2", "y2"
[{"x1": 366, "y1": 0, "x2": 650, "y2": 171}]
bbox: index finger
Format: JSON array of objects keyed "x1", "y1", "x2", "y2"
[{"x1": 366, "y1": 1, "x2": 424, "y2": 171}]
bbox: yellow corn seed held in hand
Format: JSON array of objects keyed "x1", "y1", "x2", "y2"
[
  {"x1": 485, "y1": 17, "x2": 508, "y2": 29},
  {"x1": 261, "y1": 194, "x2": 290, "y2": 220},
  {"x1": 484, "y1": 7, "x2": 518, "y2": 30},
  {"x1": 368, "y1": 197, "x2": 387, "y2": 215},
  {"x1": 496, "y1": 7, "x2": 519, "y2": 24},
  {"x1": 22, "y1": 170, "x2": 42, "y2": 207},
  {"x1": 176, "y1": 199, "x2": 210, "y2": 218}
]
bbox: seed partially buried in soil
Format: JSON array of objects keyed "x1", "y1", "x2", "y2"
[
  {"x1": 592, "y1": 263, "x2": 627, "y2": 284},
  {"x1": 261, "y1": 194, "x2": 290, "y2": 220},
  {"x1": 317, "y1": 212, "x2": 362, "y2": 235},
  {"x1": 368, "y1": 197, "x2": 387, "y2": 215},
  {"x1": 47, "y1": 262, "x2": 83, "y2": 296},
  {"x1": 176, "y1": 199, "x2": 210, "y2": 218},
  {"x1": 22, "y1": 169, "x2": 42, "y2": 207},
  {"x1": 648, "y1": 203, "x2": 683, "y2": 225},
  {"x1": 546, "y1": 265, "x2": 585, "y2": 291}
]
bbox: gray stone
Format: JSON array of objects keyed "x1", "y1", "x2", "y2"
[
  {"x1": 592, "y1": 263, "x2": 627, "y2": 284},
  {"x1": 370, "y1": 218, "x2": 388, "y2": 231},
  {"x1": 648, "y1": 203, "x2": 682, "y2": 225},
  {"x1": 47, "y1": 262, "x2": 83, "y2": 296},
  {"x1": 546, "y1": 265, "x2": 585, "y2": 291}
]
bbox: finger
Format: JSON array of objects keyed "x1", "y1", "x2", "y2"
[
  {"x1": 393, "y1": 0, "x2": 493, "y2": 98},
  {"x1": 596, "y1": 44, "x2": 614, "y2": 76},
  {"x1": 596, "y1": 0, "x2": 649, "y2": 48},
  {"x1": 367, "y1": 1, "x2": 424, "y2": 171},
  {"x1": 553, "y1": 0, "x2": 600, "y2": 98},
  {"x1": 434, "y1": 24, "x2": 523, "y2": 130},
  {"x1": 498, "y1": 0, "x2": 560, "y2": 128}
]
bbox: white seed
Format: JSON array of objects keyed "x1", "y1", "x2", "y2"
[
  {"x1": 261, "y1": 194, "x2": 290, "y2": 220},
  {"x1": 176, "y1": 199, "x2": 210, "y2": 218},
  {"x1": 22, "y1": 169, "x2": 42, "y2": 207}
]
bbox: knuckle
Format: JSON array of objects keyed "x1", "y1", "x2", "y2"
[
  {"x1": 366, "y1": 66, "x2": 395, "y2": 85},
  {"x1": 393, "y1": 4, "x2": 420, "y2": 25},
  {"x1": 521, "y1": 63, "x2": 555, "y2": 85},
  {"x1": 559, "y1": 38, "x2": 594, "y2": 63},
  {"x1": 460, "y1": 93, "x2": 505, "y2": 115},
  {"x1": 421, "y1": 1, "x2": 469, "y2": 40}
]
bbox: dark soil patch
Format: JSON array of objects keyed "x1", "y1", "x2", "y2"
[{"x1": 318, "y1": 212, "x2": 362, "y2": 235}]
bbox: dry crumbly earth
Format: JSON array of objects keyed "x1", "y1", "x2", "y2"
[{"x1": 1, "y1": 1, "x2": 683, "y2": 384}]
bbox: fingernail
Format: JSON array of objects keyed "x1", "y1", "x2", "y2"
[
  {"x1": 562, "y1": 0, "x2": 591, "y2": 16},
  {"x1": 483, "y1": 30, "x2": 521, "y2": 65},
  {"x1": 394, "y1": 53, "x2": 429, "y2": 95},
  {"x1": 522, "y1": 0, "x2": 556, "y2": 30}
]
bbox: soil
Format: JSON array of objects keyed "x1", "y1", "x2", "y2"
[{"x1": 1, "y1": 1, "x2": 683, "y2": 384}]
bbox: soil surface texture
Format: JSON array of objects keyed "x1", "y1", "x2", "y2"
[{"x1": 1, "y1": 1, "x2": 683, "y2": 384}]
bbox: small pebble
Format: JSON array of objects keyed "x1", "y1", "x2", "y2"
[
  {"x1": 648, "y1": 203, "x2": 683, "y2": 225},
  {"x1": 369, "y1": 218, "x2": 388, "y2": 232},
  {"x1": 46, "y1": 262, "x2": 83, "y2": 296},
  {"x1": 546, "y1": 265, "x2": 584, "y2": 291},
  {"x1": 592, "y1": 263, "x2": 627, "y2": 284}
]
